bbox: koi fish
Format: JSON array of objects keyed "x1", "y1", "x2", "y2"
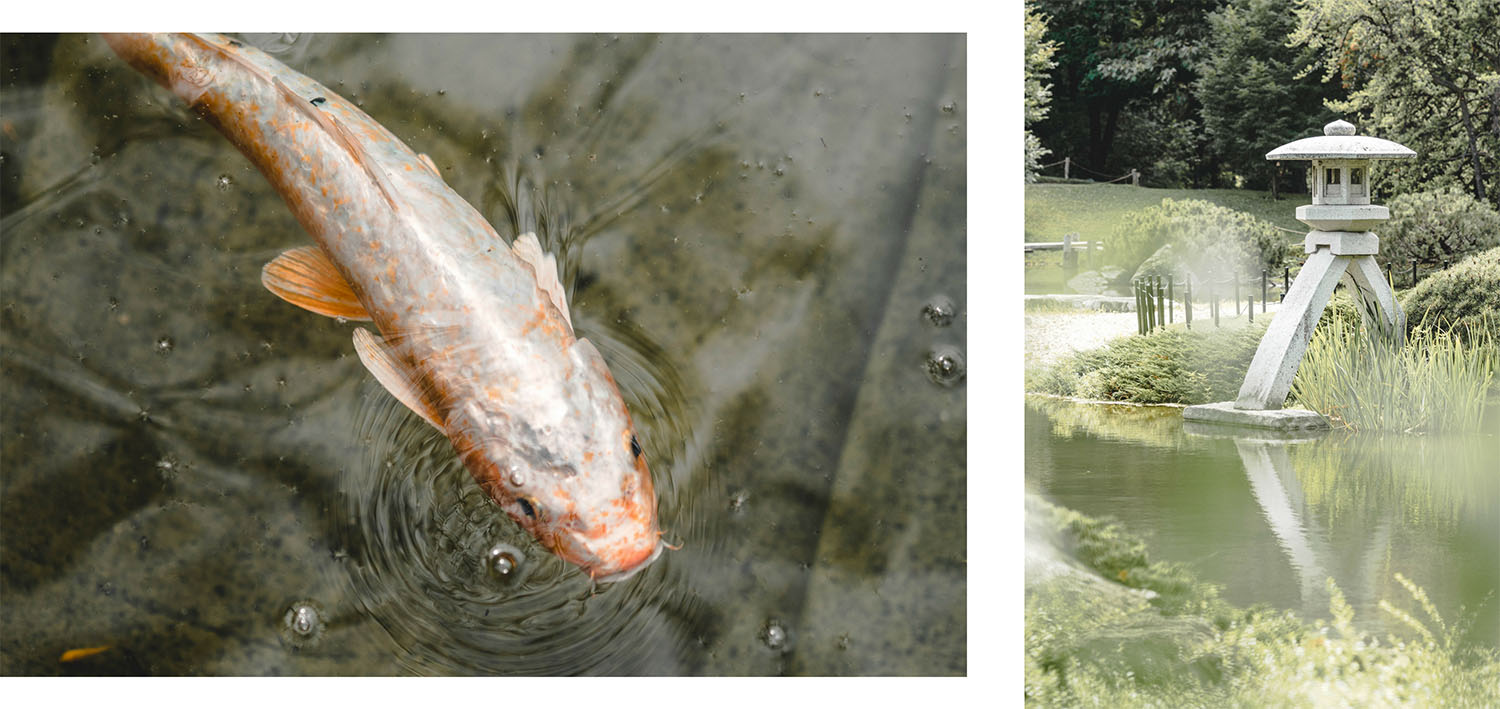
[{"x1": 102, "y1": 33, "x2": 664, "y2": 582}]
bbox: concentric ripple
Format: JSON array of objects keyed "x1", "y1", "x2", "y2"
[{"x1": 337, "y1": 364, "x2": 697, "y2": 675}]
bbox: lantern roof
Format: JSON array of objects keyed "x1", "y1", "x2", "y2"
[{"x1": 1265, "y1": 120, "x2": 1416, "y2": 161}]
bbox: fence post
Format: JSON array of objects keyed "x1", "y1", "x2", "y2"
[
  {"x1": 1410, "y1": 259, "x2": 1417, "y2": 287},
  {"x1": 1131, "y1": 169, "x2": 1140, "y2": 187},
  {"x1": 1135, "y1": 281, "x2": 1145, "y2": 335},
  {"x1": 1157, "y1": 282, "x2": 1166, "y2": 331},
  {"x1": 1185, "y1": 280, "x2": 1192, "y2": 330},
  {"x1": 1261, "y1": 269, "x2": 1268, "y2": 313},
  {"x1": 1212, "y1": 287, "x2": 1219, "y2": 327},
  {"x1": 1064, "y1": 157, "x2": 1070, "y2": 181},
  {"x1": 1167, "y1": 275, "x2": 1174, "y2": 323},
  {"x1": 1248, "y1": 295, "x2": 1254, "y2": 323},
  {"x1": 1234, "y1": 275, "x2": 1241, "y2": 315},
  {"x1": 1146, "y1": 282, "x2": 1155, "y2": 332}
]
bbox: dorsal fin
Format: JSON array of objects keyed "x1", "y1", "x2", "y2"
[
  {"x1": 511, "y1": 232, "x2": 573, "y2": 333},
  {"x1": 271, "y1": 77, "x2": 400, "y2": 211},
  {"x1": 262, "y1": 245, "x2": 372, "y2": 321},
  {"x1": 352, "y1": 328, "x2": 445, "y2": 430}
]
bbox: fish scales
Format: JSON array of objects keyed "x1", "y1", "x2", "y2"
[{"x1": 103, "y1": 33, "x2": 664, "y2": 581}]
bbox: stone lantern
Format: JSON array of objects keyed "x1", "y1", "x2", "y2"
[{"x1": 1184, "y1": 120, "x2": 1415, "y2": 428}]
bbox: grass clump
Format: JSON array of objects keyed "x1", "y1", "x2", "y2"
[
  {"x1": 1026, "y1": 500, "x2": 1500, "y2": 707},
  {"x1": 1027, "y1": 322, "x2": 1267, "y2": 405},
  {"x1": 1291, "y1": 313, "x2": 1497, "y2": 433}
]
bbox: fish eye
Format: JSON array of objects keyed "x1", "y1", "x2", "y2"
[
  {"x1": 629, "y1": 434, "x2": 642, "y2": 459},
  {"x1": 517, "y1": 498, "x2": 536, "y2": 519}
]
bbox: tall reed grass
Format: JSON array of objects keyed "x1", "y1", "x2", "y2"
[{"x1": 1291, "y1": 312, "x2": 1497, "y2": 433}]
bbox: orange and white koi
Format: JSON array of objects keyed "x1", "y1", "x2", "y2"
[{"x1": 103, "y1": 33, "x2": 664, "y2": 581}]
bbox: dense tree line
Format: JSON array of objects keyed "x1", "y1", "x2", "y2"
[{"x1": 1027, "y1": 0, "x2": 1498, "y2": 207}]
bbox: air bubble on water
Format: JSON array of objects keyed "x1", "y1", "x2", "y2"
[
  {"x1": 728, "y1": 489, "x2": 749, "y2": 513},
  {"x1": 155, "y1": 454, "x2": 180, "y2": 480},
  {"x1": 108, "y1": 297, "x2": 119, "y2": 311},
  {"x1": 922, "y1": 295, "x2": 956, "y2": 327},
  {"x1": 154, "y1": 335, "x2": 174, "y2": 356},
  {"x1": 509, "y1": 471, "x2": 525, "y2": 487},
  {"x1": 924, "y1": 345, "x2": 966, "y2": 387},
  {"x1": 280, "y1": 600, "x2": 326, "y2": 648},
  {"x1": 215, "y1": 174, "x2": 233, "y2": 191},
  {"x1": 761, "y1": 618, "x2": 791, "y2": 652},
  {"x1": 940, "y1": 101, "x2": 956, "y2": 113},
  {"x1": 837, "y1": 633, "x2": 851, "y2": 651},
  {"x1": 486, "y1": 543, "x2": 524, "y2": 580}
]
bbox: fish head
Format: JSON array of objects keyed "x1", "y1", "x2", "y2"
[{"x1": 455, "y1": 337, "x2": 663, "y2": 583}]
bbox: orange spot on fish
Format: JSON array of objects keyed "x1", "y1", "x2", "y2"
[{"x1": 59, "y1": 646, "x2": 111, "y2": 662}]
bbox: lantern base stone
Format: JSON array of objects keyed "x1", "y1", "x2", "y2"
[
  {"x1": 1296, "y1": 204, "x2": 1389, "y2": 231},
  {"x1": 1182, "y1": 401, "x2": 1329, "y2": 431},
  {"x1": 1304, "y1": 230, "x2": 1379, "y2": 255}
]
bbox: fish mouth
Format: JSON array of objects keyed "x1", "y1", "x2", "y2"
[{"x1": 590, "y1": 540, "x2": 665, "y2": 584}]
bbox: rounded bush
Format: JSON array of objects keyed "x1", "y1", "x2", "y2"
[
  {"x1": 1379, "y1": 188, "x2": 1500, "y2": 269},
  {"x1": 1401, "y1": 247, "x2": 1500, "y2": 336},
  {"x1": 1111, "y1": 199, "x2": 1291, "y2": 285}
]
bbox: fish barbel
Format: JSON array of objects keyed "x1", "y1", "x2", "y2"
[{"x1": 102, "y1": 33, "x2": 664, "y2": 581}]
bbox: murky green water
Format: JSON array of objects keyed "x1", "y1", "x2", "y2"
[
  {"x1": 1026, "y1": 396, "x2": 1499, "y2": 650},
  {"x1": 0, "y1": 34, "x2": 966, "y2": 675}
]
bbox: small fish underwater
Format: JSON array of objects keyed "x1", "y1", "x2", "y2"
[{"x1": 101, "y1": 32, "x2": 667, "y2": 583}]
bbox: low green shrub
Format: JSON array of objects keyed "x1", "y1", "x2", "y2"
[
  {"x1": 1108, "y1": 199, "x2": 1291, "y2": 284},
  {"x1": 1402, "y1": 247, "x2": 1500, "y2": 341},
  {"x1": 1028, "y1": 322, "x2": 1268, "y2": 405},
  {"x1": 1379, "y1": 188, "x2": 1500, "y2": 269}
]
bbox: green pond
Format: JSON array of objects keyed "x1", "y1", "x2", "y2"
[{"x1": 1026, "y1": 395, "x2": 1500, "y2": 651}]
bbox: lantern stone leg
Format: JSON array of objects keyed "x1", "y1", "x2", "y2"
[
  {"x1": 1235, "y1": 247, "x2": 1350, "y2": 410},
  {"x1": 1342, "y1": 252, "x2": 1405, "y2": 340},
  {"x1": 1235, "y1": 231, "x2": 1405, "y2": 410}
]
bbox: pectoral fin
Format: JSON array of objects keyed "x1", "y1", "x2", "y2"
[
  {"x1": 511, "y1": 231, "x2": 573, "y2": 333},
  {"x1": 352, "y1": 328, "x2": 444, "y2": 430},
  {"x1": 262, "y1": 245, "x2": 372, "y2": 321}
]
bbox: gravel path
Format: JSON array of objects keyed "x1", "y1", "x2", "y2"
[
  {"x1": 1025, "y1": 300, "x2": 1284, "y2": 368},
  {"x1": 1024, "y1": 310, "x2": 1142, "y2": 368}
]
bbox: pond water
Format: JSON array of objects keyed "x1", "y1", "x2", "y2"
[
  {"x1": 0, "y1": 34, "x2": 966, "y2": 675},
  {"x1": 1026, "y1": 396, "x2": 1499, "y2": 651}
]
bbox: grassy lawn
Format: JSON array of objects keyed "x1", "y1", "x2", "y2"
[{"x1": 1025, "y1": 182, "x2": 1311, "y2": 242}]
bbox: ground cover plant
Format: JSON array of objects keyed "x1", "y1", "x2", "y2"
[
  {"x1": 1026, "y1": 498, "x2": 1500, "y2": 707},
  {"x1": 1026, "y1": 320, "x2": 1268, "y2": 405}
]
